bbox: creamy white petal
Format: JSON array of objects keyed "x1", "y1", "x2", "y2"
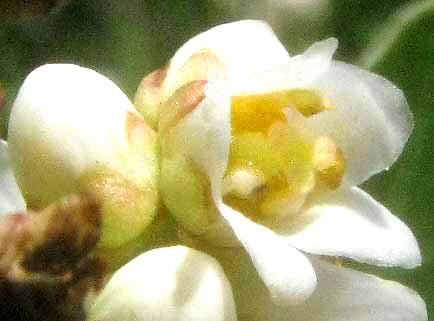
[
  {"x1": 234, "y1": 37, "x2": 337, "y2": 95},
  {"x1": 89, "y1": 246, "x2": 237, "y2": 321},
  {"x1": 279, "y1": 186, "x2": 421, "y2": 268},
  {"x1": 219, "y1": 203, "x2": 317, "y2": 305},
  {"x1": 8, "y1": 64, "x2": 135, "y2": 204},
  {"x1": 306, "y1": 61, "x2": 413, "y2": 185},
  {"x1": 8, "y1": 64, "x2": 159, "y2": 247},
  {"x1": 166, "y1": 20, "x2": 290, "y2": 87},
  {"x1": 0, "y1": 140, "x2": 25, "y2": 215},
  {"x1": 231, "y1": 256, "x2": 427, "y2": 321}
]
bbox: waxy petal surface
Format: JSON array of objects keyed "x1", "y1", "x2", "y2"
[
  {"x1": 280, "y1": 187, "x2": 421, "y2": 268},
  {"x1": 306, "y1": 61, "x2": 413, "y2": 185},
  {"x1": 230, "y1": 255, "x2": 427, "y2": 321},
  {"x1": 89, "y1": 246, "x2": 237, "y2": 321}
]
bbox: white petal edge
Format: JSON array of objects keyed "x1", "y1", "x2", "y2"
[
  {"x1": 279, "y1": 186, "x2": 421, "y2": 268},
  {"x1": 306, "y1": 61, "x2": 413, "y2": 185},
  {"x1": 234, "y1": 37, "x2": 337, "y2": 95},
  {"x1": 89, "y1": 246, "x2": 237, "y2": 321},
  {"x1": 0, "y1": 140, "x2": 26, "y2": 215},
  {"x1": 166, "y1": 20, "x2": 290, "y2": 86},
  {"x1": 231, "y1": 255, "x2": 427, "y2": 321},
  {"x1": 219, "y1": 202, "x2": 317, "y2": 306}
]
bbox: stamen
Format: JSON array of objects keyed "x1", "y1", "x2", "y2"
[{"x1": 312, "y1": 136, "x2": 345, "y2": 189}]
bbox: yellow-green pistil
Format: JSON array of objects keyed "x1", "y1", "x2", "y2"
[{"x1": 223, "y1": 89, "x2": 344, "y2": 224}]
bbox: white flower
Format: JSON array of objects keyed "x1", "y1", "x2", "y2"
[
  {"x1": 7, "y1": 64, "x2": 159, "y2": 248},
  {"x1": 88, "y1": 246, "x2": 237, "y2": 321},
  {"x1": 135, "y1": 20, "x2": 421, "y2": 305}
]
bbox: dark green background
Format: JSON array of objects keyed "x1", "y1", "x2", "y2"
[{"x1": 1, "y1": 0, "x2": 432, "y2": 318}]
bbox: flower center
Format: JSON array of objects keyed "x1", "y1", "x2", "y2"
[{"x1": 223, "y1": 89, "x2": 344, "y2": 224}]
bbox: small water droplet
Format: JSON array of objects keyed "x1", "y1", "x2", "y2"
[
  {"x1": 248, "y1": 161, "x2": 253, "y2": 166},
  {"x1": 385, "y1": 167, "x2": 390, "y2": 171}
]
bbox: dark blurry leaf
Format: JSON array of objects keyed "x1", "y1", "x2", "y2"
[
  {"x1": 0, "y1": 84, "x2": 5, "y2": 111},
  {"x1": 331, "y1": 0, "x2": 411, "y2": 61},
  {"x1": 358, "y1": 0, "x2": 434, "y2": 69},
  {"x1": 356, "y1": 1, "x2": 434, "y2": 318},
  {"x1": 0, "y1": 0, "x2": 73, "y2": 17}
]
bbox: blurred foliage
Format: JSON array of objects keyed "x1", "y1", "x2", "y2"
[
  {"x1": 0, "y1": 0, "x2": 433, "y2": 318},
  {"x1": 0, "y1": 0, "x2": 73, "y2": 17}
]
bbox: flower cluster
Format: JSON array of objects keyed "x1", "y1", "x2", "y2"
[{"x1": 0, "y1": 20, "x2": 427, "y2": 320}]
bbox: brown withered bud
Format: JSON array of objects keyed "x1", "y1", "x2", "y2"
[{"x1": 0, "y1": 193, "x2": 105, "y2": 321}]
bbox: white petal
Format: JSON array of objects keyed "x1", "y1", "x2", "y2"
[
  {"x1": 301, "y1": 258, "x2": 428, "y2": 321},
  {"x1": 235, "y1": 37, "x2": 337, "y2": 95},
  {"x1": 279, "y1": 186, "x2": 421, "y2": 268},
  {"x1": 166, "y1": 20, "x2": 290, "y2": 86},
  {"x1": 232, "y1": 256, "x2": 427, "y2": 321},
  {"x1": 0, "y1": 140, "x2": 26, "y2": 215},
  {"x1": 8, "y1": 64, "x2": 159, "y2": 247},
  {"x1": 172, "y1": 80, "x2": 232, "y2": 196},
  {"x1": 219, "y1": 203, "x2": 317, "y2": 305},
  {"x1": 89, "y1": 246, "x2": 237, "y2": 321},
  {"x1": 8, "y1": 64, "x2": 135, "y2": 205},
  {"x1": 306, "y1": 61, "x2": 413, "y2": 185}
]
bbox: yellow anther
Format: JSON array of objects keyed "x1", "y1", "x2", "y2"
[
  {"x1": 312, "y1": 136, "x2": 345, "y2": 190},
  {"x1": 231, "y1": 94, "x2": 287, "y2": 134},
  {"x1": 231, "y1": 89, "x2": 334, "y2": 134},
  {"x1": 281, "y1": 89, "x2": 335, "y2": 116}
]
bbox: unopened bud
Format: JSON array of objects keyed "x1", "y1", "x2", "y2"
[{"x1": 8, "y1": 64, "x2": 159, "y2": 248}]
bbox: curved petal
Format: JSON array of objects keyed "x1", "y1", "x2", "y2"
[
  {"x1": 172, "y1": 80, "x2": 232, "y2": 196},
  {"x1": 0, "y1": 140, "x2": 25, "y2": 215},
  {"x1": 219, "y1": 203, "x2": 317, "y2": 306},
  {"x1": 8, "y1": 64, "x2": 134, "y2": 205},
  {"x1": 89, "y1": 246, "x2": 237, "y2": 321},
  {"x1": 306, "y1": 61, "x2": 413, "y2": 185},
  {"x1": 231, "y1": 256, "x2": 427, "y2": 321},
  {"x1": 235, "y1": 37, "x2": 338, "y2": 95},
  {"x1": 279, "y1": 186, "x2": 421, "y2": 268},
  {"x1": 8, "y1": 64, "x2": 159, "y2": 247},
  {"x1": 166, "y1": 20, "x2": 290, "y2": 87}
]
